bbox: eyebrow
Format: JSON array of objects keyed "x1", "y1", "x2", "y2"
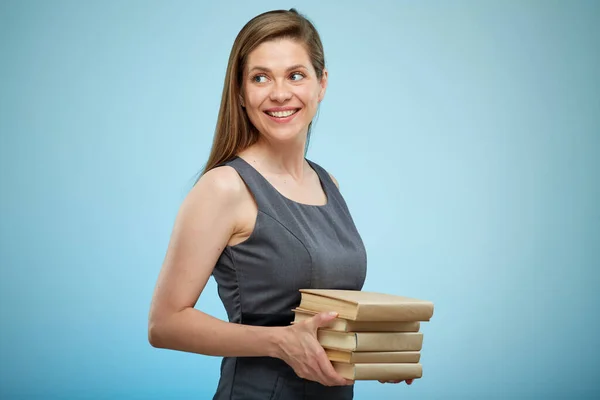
[{"x1": 247, "y1": 64, "x2": 308, "y2": 74}]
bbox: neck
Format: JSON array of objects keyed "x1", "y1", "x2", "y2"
[{"x1": 240, "y1": 135, "x2": 309, "y2": 180}]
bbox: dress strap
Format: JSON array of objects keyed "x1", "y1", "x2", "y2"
[{"x1": 218, "y1": 156, "x2": 275, "y2": 212}]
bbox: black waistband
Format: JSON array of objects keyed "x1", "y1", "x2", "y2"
[{"x1": 241, "y1": 312, "x2": 294, "y2": 327}]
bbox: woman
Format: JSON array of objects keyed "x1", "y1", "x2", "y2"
[{"x1": 148, "y1": 9, "x2": 411, "y2": 399}]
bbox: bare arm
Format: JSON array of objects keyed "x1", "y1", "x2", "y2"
[{"x1": 148, "y1": 166, "x2": 281, "y2": 357}]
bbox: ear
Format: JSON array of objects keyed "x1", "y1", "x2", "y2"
[
  {"x1": 239, "y1": 94, "x2": 245, "y2": 108},
  {"x1": 318, "y1": 68, "x2": 328, "y2": 103}
]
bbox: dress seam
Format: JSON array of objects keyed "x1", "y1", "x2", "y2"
[
  {"x1": 225, "y1": 246, "x2": 241, "y2": 400},
  {"x1": 258, "y1": 210, "x2": 313, "y2": 286}
]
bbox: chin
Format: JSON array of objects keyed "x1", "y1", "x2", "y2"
[
  {"x1": 257, "y1": 118, "x2": 306, "y2": 140},
  {"x1": 263, "y1": 125, "x2": 307, "y2": 142}
]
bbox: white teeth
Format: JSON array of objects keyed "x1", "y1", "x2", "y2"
[{"x1": 266, "y1": 109, "x2": 298, "y2": 118}]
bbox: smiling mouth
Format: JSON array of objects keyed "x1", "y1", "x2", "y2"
[{"x1": 264, "y1": 109, "x2": 300, "y2": 118}]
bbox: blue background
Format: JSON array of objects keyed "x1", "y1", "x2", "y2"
[{"x1": 1, "y1": 0, "x2": 599, "y2": 398}]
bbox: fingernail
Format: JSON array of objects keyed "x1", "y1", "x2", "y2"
[{"x1": 328, "y1": 311, "x2": 338, "y2": 317}]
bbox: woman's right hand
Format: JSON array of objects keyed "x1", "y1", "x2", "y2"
[{"x1": 274, "y1": 311, "x2": 353, "y2": 387}]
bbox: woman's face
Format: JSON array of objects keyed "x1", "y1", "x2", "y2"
[{"x1": 242, "y1": 38, "x2": 327, "y2": 144}]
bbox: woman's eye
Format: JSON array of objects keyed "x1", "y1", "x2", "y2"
[
  {"x1": 253, "y1": 75, "x2": 268, "y2": 83},
  {"x1": 290, "y1": 72, "x2": 305, "y2": 81}
]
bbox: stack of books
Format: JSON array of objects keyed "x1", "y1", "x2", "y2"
[{"x1": 292, "y1": 289, "x2": 434, "y2": 381}]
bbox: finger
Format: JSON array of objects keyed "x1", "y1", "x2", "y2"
[
  {"x1": 316, "y1": 351, "x2": 347, "y2": 386},
  {"x1": 304, "y1": 354, "x2": 332, "y2": 386},
  {"x1": 317, "y1": 359, "x2": 344, "y2": 386},
  {"x1": 302, "y1": 361, "x2": 329, "y2": 387},
  {"x1": 309, "y1": 311, "x2": 338, "y2": 331}
]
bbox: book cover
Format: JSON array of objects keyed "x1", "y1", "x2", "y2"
[{"x1": 299, "y1": 289, "x2": 434, "y2": 321}]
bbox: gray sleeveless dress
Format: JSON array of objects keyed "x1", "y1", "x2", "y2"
[{"x1": 211, "y1": 156, "x2": 367, "y2": 400}]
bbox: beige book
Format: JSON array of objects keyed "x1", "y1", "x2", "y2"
[
  {"x1": 292, "y1": 308, "x2": 420, "y2": 332},
  {"x1": 333, "y1": 362, "x2": 423, "y2": 381},
  {"x1": 299, "y1": 289, "x2": 434, "y2": 321},
  {"x1": 326, "y1": 349, "x2": 421, "y2": 363},
  {"x1": 317, "y1": 330, "x2": 423, "y2": 352}
]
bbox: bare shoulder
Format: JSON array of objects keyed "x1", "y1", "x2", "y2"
[
  {"x1": 170, "y1": 164, "x2": 248, "y2": 250},
  {"x1": 189, "y1": 165, "x2": 245, "y2": 204},
  {"x1": 174, "y1": 166, "x2": 247, "y2": 227},
  {"x1": 187, "y1": 165, "x2": 255, "y2": 246}
]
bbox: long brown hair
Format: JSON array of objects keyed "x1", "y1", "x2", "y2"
[{"x1": 199, "y1": 8, "x2": 326, "y2": 177}]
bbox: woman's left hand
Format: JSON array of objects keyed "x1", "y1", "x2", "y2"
[{"x1": 378, "y1": 379, "x2": 414, "y2": 385}]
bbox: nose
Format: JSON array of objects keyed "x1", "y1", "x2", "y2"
[{"x1": 269, "y1": 80, "x2": 292, "y2": 103}]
